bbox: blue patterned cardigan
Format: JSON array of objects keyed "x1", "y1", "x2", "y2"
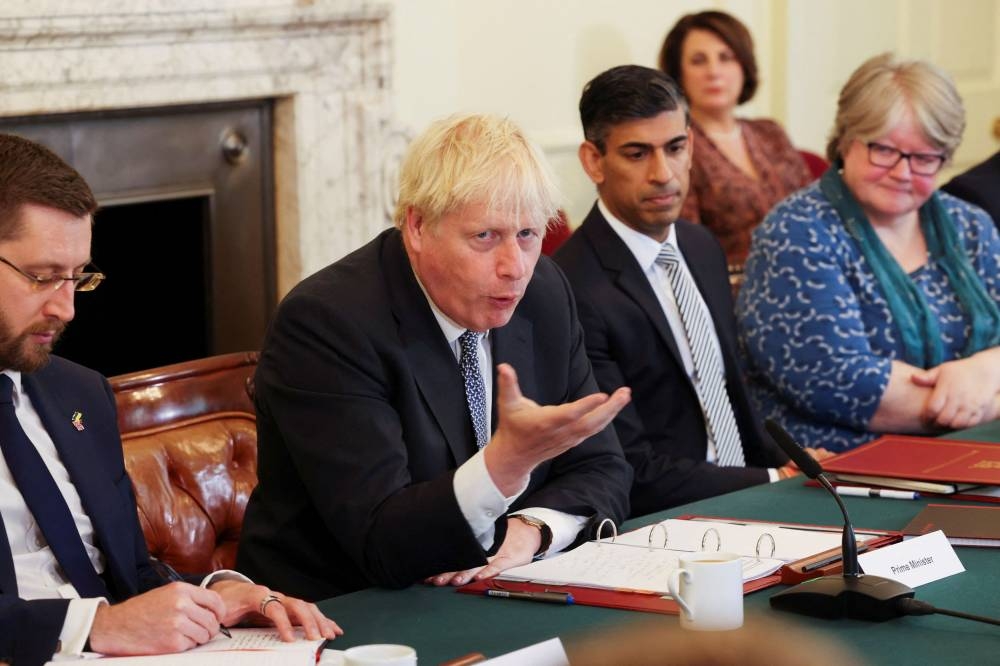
[{"x1": 736, "y1": 182, "x2": 1000, "y2": 451}]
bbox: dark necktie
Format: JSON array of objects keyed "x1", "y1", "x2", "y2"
[
  {"x1": 458, "y1": 330, "x2": 489, "y2": 449},
  {"x1": 0, "y1": 374, "x2": 109, "y2": 597},
  {"x1": 656, "y1": 244, "x2": 746, "y2": 467}
]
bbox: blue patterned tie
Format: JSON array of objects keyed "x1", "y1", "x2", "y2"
[
  {"x1": 656, "y1": 245, "x2": 746, "y2": 467},
  {"x1": 0, "y1": 375, "x2": 109, "y2": 597},
  {"x1": 458, "y1": 330, "x2": 489, "y2": 449}
]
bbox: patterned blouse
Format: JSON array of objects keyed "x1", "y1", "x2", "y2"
[
  {"x1": 680, "y1": 118, "x2": 813, "y2": 268},
  {"x1": 736, "y1": 183, "x2": 1000, "y2": 452}
]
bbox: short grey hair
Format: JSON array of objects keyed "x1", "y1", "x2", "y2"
[{"x1": 826, "y1": 52, "x2": 965, "y2": 163}]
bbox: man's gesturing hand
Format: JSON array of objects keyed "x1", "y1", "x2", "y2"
[{"x1": 485, "y1": 363, "x2": 631, "y2": 496}]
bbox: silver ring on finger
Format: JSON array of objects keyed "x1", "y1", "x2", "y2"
[{"x1": 260, "y1": 594, "x2": 282, "y2": 615}]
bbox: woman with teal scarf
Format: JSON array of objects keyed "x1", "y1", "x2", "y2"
[{"x1": 736, "y1": 53, "x2": 1000, "y2": 452}]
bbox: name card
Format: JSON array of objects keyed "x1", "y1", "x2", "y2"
[
  {"x1": 858, "y1": 530, "x2": 964, "y2": 587},
  {"x1": 481, "y1": 638, "x2": 569, "y2": 665}
]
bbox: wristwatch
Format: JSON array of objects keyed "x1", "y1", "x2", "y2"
[{"x1": 512, "y1": 514, "x2": 553, "y2": 559}]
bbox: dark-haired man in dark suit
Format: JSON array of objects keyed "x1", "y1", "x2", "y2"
[
  {"x1": 0, "y1": 133, "x2": 338, "y2": 666},
  {"x1": 942, "y1": 150, "x2": 1000, "y2": 230},
  {"x1": 555, "y1": 65, "x2": 815, "y2": 516}
]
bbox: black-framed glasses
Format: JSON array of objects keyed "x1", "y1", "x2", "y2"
[
  {"x1": 866, "y1": 141, "x2": 947, "y2": 176},
  {"x1": 0, "y1": 255, "x2": 105, "y2": 293}
]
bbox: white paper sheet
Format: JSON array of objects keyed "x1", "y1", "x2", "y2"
[
  {"x1": 480, "y1": 638, "x2": 569, "y2": 665},
  {"x1": 498, "y1": 541, "x2": 783, "y2": 594}
]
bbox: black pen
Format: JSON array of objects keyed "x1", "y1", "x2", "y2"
[
  {"x1": 150, "y1": 557, "x2": 232, "y2": 637},
  {"x1": 484, "y1": 589, "x2": 575, "y2": 605},
  {"x1": 801, "y1": 544, "x2": 870, "y2": 572}
]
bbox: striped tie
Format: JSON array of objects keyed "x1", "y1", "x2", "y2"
[
  {"x1": 656, "y1": 244, "x2": 745, "y2": 467},
  {"x1": 458, "y1": 330, "x2": 489, "y2": 449}
]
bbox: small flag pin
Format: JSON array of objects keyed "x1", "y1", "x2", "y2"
[{"x1": 71, "y1": 411, "x2": 85, "y2": 431}]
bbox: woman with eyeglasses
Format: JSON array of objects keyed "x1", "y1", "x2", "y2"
[{"x1": 736, "y1": 53, "x2": 1000, "y2": 452}]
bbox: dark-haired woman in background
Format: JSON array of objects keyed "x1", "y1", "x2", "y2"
[{"x1": 660, "y1": 11, "x2": 812, "y2": 271}]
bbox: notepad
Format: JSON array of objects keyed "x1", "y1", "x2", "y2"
[{"x1": 56, "y1": 628, "x2": 326, "y2": 665}]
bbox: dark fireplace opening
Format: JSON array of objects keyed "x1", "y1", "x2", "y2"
[{"x1": 55, "y1": 197, "x2": 211, "y2": 377}]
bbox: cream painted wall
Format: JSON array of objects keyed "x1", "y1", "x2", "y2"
[
  {"x1": 389, "y1": 0, "x2": 999, "y2": 223},
  {"x1": 388, "y1": 0, "x2": 777, "y2": 225},
  {"x1": 10, "y1": 1, "x2": 994, "y2": 223},
  {"x1": 783, "y1": 0, "x2": 1000, "y2": 180}
]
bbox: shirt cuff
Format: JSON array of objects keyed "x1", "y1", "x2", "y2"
[
  {"x1": 510, "y1": 507, "x2": 588, "y2": 557},
  {"x1": 57, "y1": 597, "x2": 106, "y2": 658},
  {"x1": 453, "y1": 448, "x2": 527, "y2": 548},
  {"x1": 201, "y1": 569, "x2": 253, "y2": 588},
  {"x1": 767, "y1": 468, "x2": 781, "y2": 483}
]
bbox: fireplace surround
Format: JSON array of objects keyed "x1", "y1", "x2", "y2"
[{"x1": 0, "y1": 1, "x2": 405, "y2": 297}]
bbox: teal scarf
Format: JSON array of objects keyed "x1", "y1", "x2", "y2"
[{"x1": 820, "y1": 165, "x2": 1000, "y2": 368}]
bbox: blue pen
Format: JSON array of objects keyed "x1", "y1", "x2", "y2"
[
  {"x1": 484, "y1": 589, "x2": 574, "y2": 604},
  {"x1": 150, "y1": 557, "x2": 232, "y2": 638}
]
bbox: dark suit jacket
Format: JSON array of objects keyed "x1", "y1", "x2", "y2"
[
  {"x1": 0, "y1": 357, "x2": 164, "y2": 666},
  {"x1": 554, "y1": 205, "x2": 787, "y2": 516},
  {"x1": 237, "y1": 228, "x2": 631, "y2": 600},
  {"x1": 942, "y1": 151, "x2": 1000, "y2": 230}
]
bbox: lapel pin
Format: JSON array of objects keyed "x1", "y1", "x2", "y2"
[{"x1": 71, "y1": 411, "x2": 85, "y2": 431}]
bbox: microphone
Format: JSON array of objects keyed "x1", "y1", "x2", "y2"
[{"x1": 764, "y1": 420, "x2": 915, "y2": 621}]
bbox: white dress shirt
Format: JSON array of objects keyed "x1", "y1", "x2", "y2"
[
  {"x1": 0, "y1": 369, "x2": 247, "y2": 659},
  {"x1": 1, "y1": 369, "x2": 105, "y2": 657},
  {"x1": 599, "y1": 201, "x2": 779, "y2": 481},
  {"x1": 419, "y1": 289, "x2": 588, "y2": 556}
]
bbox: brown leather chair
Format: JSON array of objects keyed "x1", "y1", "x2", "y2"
[{"x1": 110, "y1": 352, "x2": 259, "y2": 574}]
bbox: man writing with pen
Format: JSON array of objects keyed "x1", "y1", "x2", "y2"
[{"x1": 0, "y1": 133, "x2": 341, "y2": 665}]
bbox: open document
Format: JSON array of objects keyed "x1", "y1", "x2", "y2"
[
  {"x1": 497, "y1": 518, "x2": 880, "y2": 595},
  {"x1": 48, "y1": 628, "x2": 326, "y2": 665}
]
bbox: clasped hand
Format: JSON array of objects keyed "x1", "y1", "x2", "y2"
[
  {"x1": 911, "y1": 351, "x2": 1000, "y2": 429},
  {"x1": 88, "y1": 580, "x2": 341, "y2": 656}
]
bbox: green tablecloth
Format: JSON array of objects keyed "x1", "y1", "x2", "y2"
[{"x1": 318, "y1": 433, "x2": 1000, "y2": 664}]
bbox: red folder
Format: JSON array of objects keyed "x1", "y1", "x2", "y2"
[
  {"x1": 821, "y1": 435, "x2": 1000, "y2": 502},
  {"x1": 458, "y1": 515, "x2": 900, "y2": 615},
  {"x1": 822, "y1": 435, "x2": 1000, "y2": 485}
]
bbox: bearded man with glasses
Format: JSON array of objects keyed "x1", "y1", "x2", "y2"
[{"x1": 0, "y1": 133, "x2": 340, "y2": 666}]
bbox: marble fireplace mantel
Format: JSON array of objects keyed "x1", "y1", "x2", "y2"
[{"x1": 0, "y1": 1, "x2": 406, "y2": 295}]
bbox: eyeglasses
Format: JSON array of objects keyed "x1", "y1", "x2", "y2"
[
  {"x1": 866, "y1": 141, "x2": 947, "y2": 176},
  {"x1": 0, "y1": 255, "x2": 105, "y2": 293}
]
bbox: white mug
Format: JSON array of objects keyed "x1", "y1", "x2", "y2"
[
  {"x1": 667, "y1": 551, "x2": 744, "y2": 631},
  {"x1": 343, "y1": 644, "x2": 417, "y2": 666}
]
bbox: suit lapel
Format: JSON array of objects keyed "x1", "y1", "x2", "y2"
[
  {"x1": 383, "y1": 232, "x2": 477, "y2": 465},
  {"x1": 491, "y1": 309, "x2": 535, "y2": 426},
  {"x1": 0, "y1": 513, "x2": 15, "y2": 595},
  {"x1": 22, "y1": 373, "x2": 137, "y2": 600},
  {"x1": 581, "y1": 206, "x2": 687, "y2": 371}
]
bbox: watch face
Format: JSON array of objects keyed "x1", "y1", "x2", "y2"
[{"x1": 515, "y1": 515, "x2": 552, "y2": 556}]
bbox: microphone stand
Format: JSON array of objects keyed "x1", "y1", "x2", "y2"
[
  {"x1": 765, "y1": 420, "x2": 1000, "y2": 626},
  {"x1": 765, "y1": 421, "x2": 915, "y2": 621}
]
